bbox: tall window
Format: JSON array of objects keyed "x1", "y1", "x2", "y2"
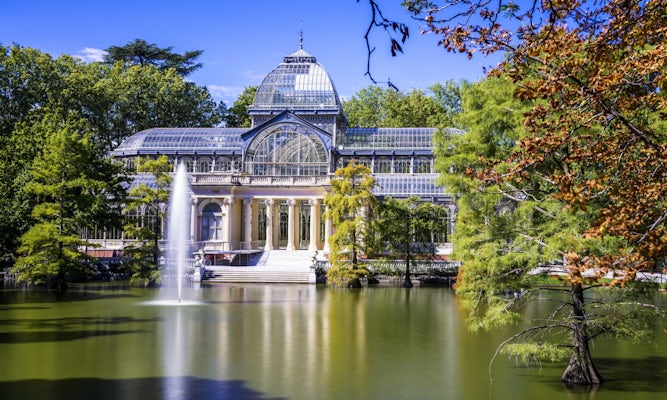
[
  {"x1": 201, "y1": 203, "x2": 222, "y2": 241},
  {"x1": 258, "y1": 203, "x2": 267, "y2": 241},
  {"x1": 300, "y1": 200, "x2": 311, "y2": 248},
  {"x1": 279, "y1": 201, "x2": 289, "y2": 247}
]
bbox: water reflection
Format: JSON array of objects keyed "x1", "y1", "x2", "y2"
[{"x1": 0, "y1": 283, "x2": 664, "y2": 400}]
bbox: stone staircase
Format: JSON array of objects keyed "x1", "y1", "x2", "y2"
[{"x1": 205, "y1": 250, "x2": 316, "y2": 284}]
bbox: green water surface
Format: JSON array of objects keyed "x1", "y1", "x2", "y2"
[{"x1": 0, "y1": 284, "x2": 664, "y2": 400}]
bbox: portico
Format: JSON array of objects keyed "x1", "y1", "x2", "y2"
[{"x1": 190, "y1": 193, "x2": 328, "y2": 255}]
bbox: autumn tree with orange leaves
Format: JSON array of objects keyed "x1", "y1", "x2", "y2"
[{"x1": 363, "y1": 0, "x2": 666, "y2": 387}]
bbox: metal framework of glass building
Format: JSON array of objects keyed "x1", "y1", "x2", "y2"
[{"x1": 106, "y1": 45, "x2": 455, "y2": 259}]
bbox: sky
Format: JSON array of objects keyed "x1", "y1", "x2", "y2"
[{"x1": 0, "y1": 0, "x2": 502, "y2": 106}]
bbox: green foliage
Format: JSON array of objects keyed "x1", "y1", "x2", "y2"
[
  {"x1": 500, "y1": 343, "x2": 571, "y2": 367},
  {"x1": 325, "y1": 161, "x2": 376, "y2": 287},
  {"x1": 13, "y1": 222, "x2": 90, "y2": 288},
  {"x1": 0, "y1": 43, "x2": 220, "y2": 270},
  {"x1": 377, "y1": 196, "x2": 450, "y2": 287},
  {"x1": 326, "y1": 261, "x2": 371, "y2": 288},
  {"x1": 223, "y1": 86, "x2": 257, "y2": 127},
  {"x1": 342, "y1": 83, "x2": 459, "y2": 127},
  {"x1": 104, "y1": 38, "x2": 204, "y2": 76},
  {"x1": 435, "y1": 76, "x2": 662, "y2": 382},
  {"x1": 123, "y1": 156, "x2": 172, "y2": 287},
  {"x1": 12, "y1": 117, "x2": 124, "y2": 289}
]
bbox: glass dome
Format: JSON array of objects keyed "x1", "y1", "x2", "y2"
[{"x1": 251, "y1": 48, "x2": 342, "y2": 110}]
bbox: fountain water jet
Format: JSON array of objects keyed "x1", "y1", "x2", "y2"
[{"x1": 165, "y1": 163, "x2": 190, "y2": 303}]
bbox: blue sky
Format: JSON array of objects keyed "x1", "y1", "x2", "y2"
[{"x1": 1, "y1": 0, "x2": 501, "y2": 106}]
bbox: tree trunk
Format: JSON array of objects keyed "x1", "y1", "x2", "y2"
[
  {"x1": 561, "y1": 283, "x2": 602, "y2": 386},
  {"x1": 403, "y1": 252, "x2": 413, "y2": 288}
]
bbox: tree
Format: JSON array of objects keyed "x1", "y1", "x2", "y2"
[
  {"x1": 104, "y1": 38, "x2": 203, "y2": 76},
  {"x1": 122, "y1": 156, "x2": 172, "y2": 287},
  {"x1": 437, "y1": 75, "x2": 661, "y2": 387},
  {"x1": 378, "y1": 196, "x2": 449, "y2": 287},
  {"x1": 223, "y1": 86, "x2": 257, "y2": 127},
  {"x1": 343, "y1": 84, "x2": 455, "y2": 127},
  {"x1": 363, "y1": 0, "x2": 666, "y2": 385},
  {"x1": 324, "y1": 160, "x2": 376, "y2": 288},
  {"x1": 0, "y1": 44, "x2": 222, "y2": 269},
  {"x1": 12, "y1": 116, "x2": 125, "y2": 291}
]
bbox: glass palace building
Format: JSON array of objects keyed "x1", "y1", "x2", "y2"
[{"x1": 104, "y1": 46, "x2": 456, "y2": 263}]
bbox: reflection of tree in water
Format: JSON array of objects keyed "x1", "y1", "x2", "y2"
[{"x1": 0, "y1": 377, "x2": 286, "y2": 400}]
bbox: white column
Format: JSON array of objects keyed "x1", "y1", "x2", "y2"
[
  {"x1": 243, "y1": 198, "x2": 253, "y2": 247},
  {"x1": 286, "y1": 198, "x2": 296, "y2": 251},
  {"x1": 308, "y1": 198, "x2": 319, "y2": 252},
  {"x1": 323, "y1": 214, "x2": 332, "y2": 255},
  {"x1": 264, "y1": 199, "x2": 274, "y2": 251},
  {"x1": 190, "y1": 197, "x2": 198, "y2": 243},
  {"x1": 224, "y1": 197, "x2": 236, "y2": 247}
]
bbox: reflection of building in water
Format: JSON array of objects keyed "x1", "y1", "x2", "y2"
[{"x1": 84, "y1": 43, "x2": 456, "y2": 270}]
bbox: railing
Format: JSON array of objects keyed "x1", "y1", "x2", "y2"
[
  {"x1": 192, "y1": 240, "x2": 265, "y2": 253},
  {"x1": 191, "y1": 174, "x2": 331, "y2": 186},
  {"x1": 316, "y1": 259, "x2": 460, "y2": 277}
]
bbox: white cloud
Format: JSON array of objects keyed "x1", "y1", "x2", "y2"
[
  {"x1": 75, "y1": 47, "x2": 107, "y2": 63},
  {"x1": 208, "y1": 85, "x2": 244, "y2": 104}
]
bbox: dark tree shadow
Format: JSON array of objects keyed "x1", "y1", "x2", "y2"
[
  {"x1": 594, "y1": 356, "x2": 667, "y2": 392},
  {"x1": 531, "y1": 356, "x2": 667, "y2": 395},
  {"x1": 0, "y1": 285, "x2": 142, "y2": 304},
  {"x1": 0, "y1": 315, "x2": 160, "y2": 344},
  {"x1": 0, "y1": 377, "x2": 287, "y2": 400}
]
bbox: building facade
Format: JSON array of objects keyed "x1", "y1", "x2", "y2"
[{"x1": 98, "y1": 46, "x2": 455, "y2": 264}]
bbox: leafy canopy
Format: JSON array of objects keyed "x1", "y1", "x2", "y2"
[
  {"x1": 104, "y1": 38, "x2": 204, "y2": 76},
  {"x1": 324, "y1": 161, "x2": 376, "y2": 287}
]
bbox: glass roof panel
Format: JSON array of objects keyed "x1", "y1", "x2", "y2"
[
  {"x1": 373, "y1": 173, "x2": 446, "y2": 197},
  {"x1": 341, "y1": 128, "x2": 439, "y2": 150},
  {"x1": 112, "y1": 128, "x2": 247, "y2": 155}
]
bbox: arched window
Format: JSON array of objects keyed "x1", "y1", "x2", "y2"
[
  {"x1": 215, "y1": 156, "x2": 233, "y2": 172},
  {"x1": 196, "y1": 157, "x2": 212, "y2": 173},
  {"x1": 414, "y1": 157, "x2": 431, "y2": 173},
  {"x1": 245, "y1": 124, "x2": 328, "y2": 176},
  {"x1": 394, "y1": 158, "x2": 411, "y2": 174},
  {"x1": 201, "y1": 203, "x2": 222, "y2": 241},
  {"x1": 375, "y1": 158, "x2": 392, "y2": 173},
  {"x1": 180, "y1": 157, "x2": 194, "y2": 173},
  {"x1": 355, "y1": 158, "x2": 371, "y2": 169}
]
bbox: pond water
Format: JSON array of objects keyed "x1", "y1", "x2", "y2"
[{"x1": 0, "y1": 283, "x2": 664, "y2": 400}]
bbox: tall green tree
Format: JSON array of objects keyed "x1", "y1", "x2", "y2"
[
  {"x1": 122, "y1": 156, "x2": 172, "y2": 287},
  {"x1": 342, "y1": 84, "x2": 456, "y2": 127},
  {"x1": 325, "y1": 160, "x2": 376, "y2": 288},
  {"x1": 223, "y1": 86, "x2": 257, "y2": 127},
  {"x1": 104, "y1": 38, "x2": 203, "y2": 76},
  {"x1": 437, "y1": 76, "x2": 659, "y2": 387},
  {"x1": 0, "y1": 44, "x2": 221, "y2": 269},
  {"x1": 12, "y1": 116, "x2": 125, "y2": 291},
  {"x1": 378, "y1": 196, "x2": 449, "y2": 287}
]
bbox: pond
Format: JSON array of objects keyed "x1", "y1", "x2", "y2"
[{"x1": 0, "y1": 283, "x2": 664, "y2": 400}]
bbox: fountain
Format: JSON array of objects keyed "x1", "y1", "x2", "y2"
[
  {"x1": 144, "y1": 163, "x2": 201, "y2": 306},
  {"x1": 163, "y1": 163, "x2": 191, "y2": 304}
]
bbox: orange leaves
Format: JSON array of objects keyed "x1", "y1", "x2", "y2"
[{"x1": 400, "y1": 0, "x2": 667, "y2": 272}]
